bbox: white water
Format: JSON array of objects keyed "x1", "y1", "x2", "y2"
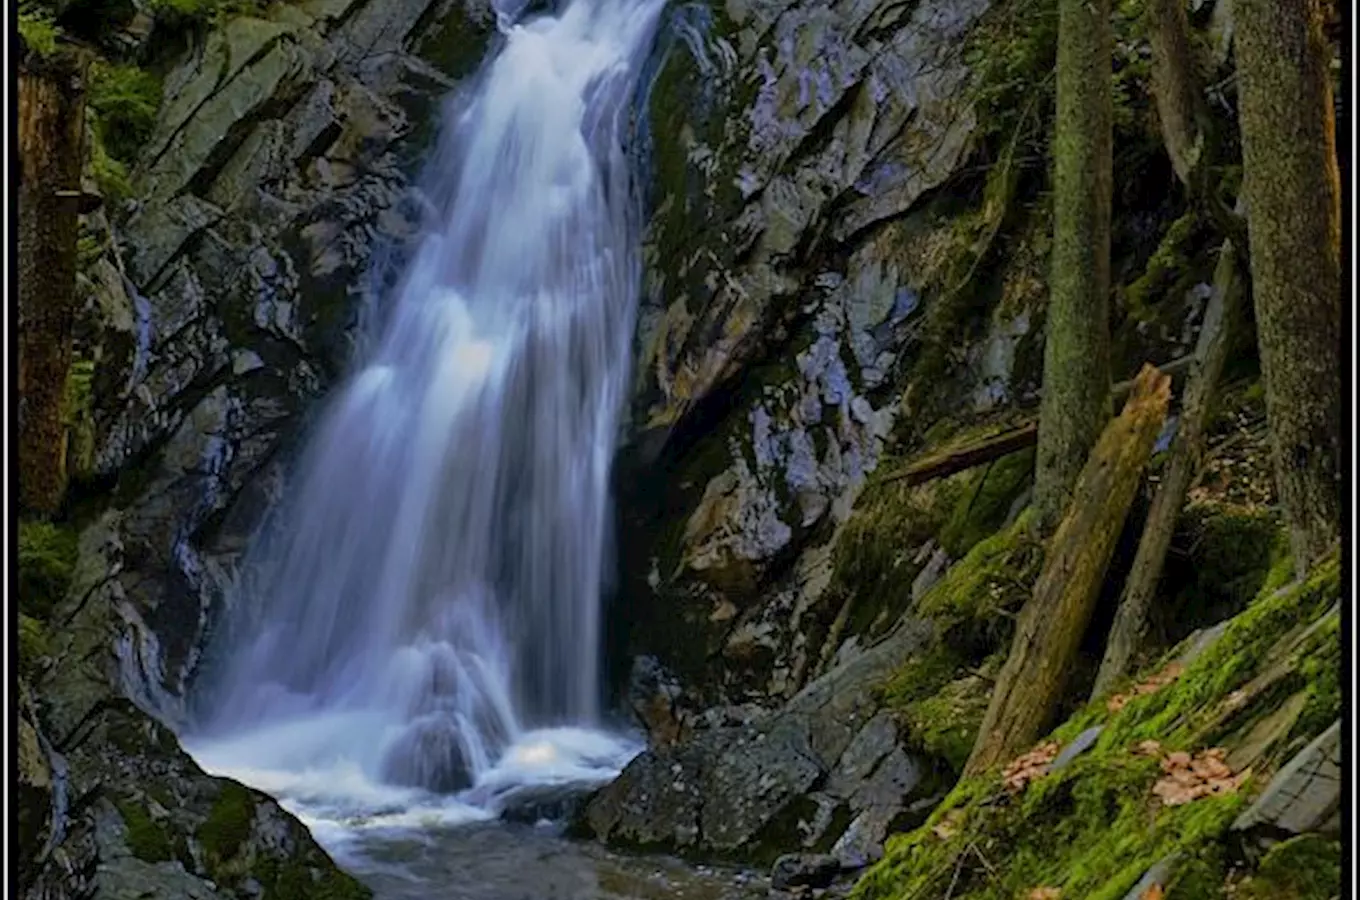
[{"x1": 187, "y1": 0, "x2": 664, "y2": 848}]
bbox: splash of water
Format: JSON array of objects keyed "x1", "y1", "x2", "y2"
[{"x1": 188, "y1": 0, "x2": 663, "y2": 839}]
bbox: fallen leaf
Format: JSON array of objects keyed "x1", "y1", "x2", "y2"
[
  {"x1": 1003, "y1": 741, "x2": 1062, "y2": 793},
  {"x1": 932, "y1": 809, "x2": 964, "y2": 840},
  {"x1": 1152, "y1": 747, "x2": 1245, "y2": 807},
  {"x1": 1135, "y1": 740, "x2": 1162, "y2": 757},
  {"x1": 1028, "y1": 888, "x2": 1062, "y2": 900},
  {"x1": 1140, "y1": 883, "x2": 1165, "y2": 900}
]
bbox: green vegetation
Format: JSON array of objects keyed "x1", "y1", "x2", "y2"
[
  {"x1": 18, "y1": 521, "x2": 78, "y2": 621},
  {"x1": 18, "y1": 7, "x2": 61, "y2": 56},
  {"x1": 118, "y1": 800, "x2": 176, "y2": 863},
  {"x1": 938, "y1": 448, "x2": 1035, "y2": 558},
  {"x1": 1122, "y1": 210, "x2": 1206, "y2": 317},
  {"x1": 1236, "y1": 835, "x2": 1341, "y2": 900},
  {"x1": 876, "y1": 511, "x2": 1042, "y2": 771},
  {"x1": 856, "y1": 557, "x2": 1341, "y2": 900},
  {"x1": 197, "y1": 780, "x2": 256, "y2": 865},
  {"x1": 19, "y1": 616, "x2": 51, "y2": 679},
  {"x1": 914, "y1": 510, "x2": 1041, "y2": 630},
  {"x1": 147, "y1": 0, "x2": 266, "y2": 26},
  {"x1": 88, "y1": 61, "x2": 164, "y2": 200}
]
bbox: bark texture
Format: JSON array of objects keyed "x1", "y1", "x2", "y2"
[
  {"x1": 18, "y1": 50, "x2": 90, "y2": 517},
  {"x1": 1033, "y1": 0, "x2": 1114, "y2": 531},
  {"x1": 1234, "y1": 0, "x2": 1343, "y2": 572},
  {"x1": 1147, "y1": 0, "x2": 1206, "y2": 184},
  {"x1": 1092, "y1": 242, "x2": 1243, "y2": 699},
  {"x1": 966, "y1": 365, "x2": 1171, "y2": 776}
]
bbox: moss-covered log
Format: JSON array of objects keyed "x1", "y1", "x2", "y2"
[
  {"x1": 18, "y1": 47, "x2": 90, "y2": 517},
  {"x1": 965, "y1": 364, "x2": 1170, "y2": 776},
  {"x1": 1093, "y1": 240, "x2": 1244, "y2": 698},
  {"x1": 1234, "y1": 0, "x2": 1343, "y2": 572},
  {"x1": 1032, "y1": 0, "x2": 1114, "y2": 531}
]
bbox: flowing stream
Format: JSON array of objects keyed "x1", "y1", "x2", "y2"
[{"x1": 182, "y1": 2, "x2": 728, "y2": 892}]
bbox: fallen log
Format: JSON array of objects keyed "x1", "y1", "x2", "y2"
[
  {"x1": 1092, "y1": 240, "x2": 1244, "y2": 699},
  {"x1": 964, "y1": 363, "x2": 1172, "y2": 776},
  {"x1": 879, "y1": 355, "x2": 1192, "y2": 489}
]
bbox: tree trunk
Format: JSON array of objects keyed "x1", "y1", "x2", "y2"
[
  {"x1": 965, "y1": 365, "x2": 1171, "y2": 776},
  {"x1": 1234, "y1": 0, "x2": 1342, "y2": 574},
  {"x1": 1091, "y1": 241, "x2": 1243, "y2": 699},
  {"x1": 18, "y1": 50, "x2": 90, "y2": 517},
  {"x1": 1033, "y1": 0, "x2": 1114, "y2": 532},
  {"x1": 1147, "y1": 0, "x2": 1206, "y2": 184}
]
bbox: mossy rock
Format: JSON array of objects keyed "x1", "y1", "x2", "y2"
[
  {"x1": 937, "y1": 447, "x2": 1035, "y2": 559},
  {"x1": 197, "y1": 780, "x2": 256, "y2": 868},
  {"x1": 1234, "y1": 834, "x2": 1341, "y2": 900},
  {"x1": 117, "y1": 800, "x2": 177, "y2": 864},
  {"x1": 890, "y1": 654, "x2": 1001, "y2": 774},
  {"x1": 914, "y1": 510, "x2": 1042, "y2": 637},
  {"x1": 19, "y1": 616, "x2": 51, "y2": 679},
  {"x1": 18, "y1": 521, "x2": 78, "y2": 621}
]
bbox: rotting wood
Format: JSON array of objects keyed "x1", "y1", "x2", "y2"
[
  {"x1": 1092, "y1": 240, "x2": 1244, "y2": 699},
  {"x1": 964, "y1": 364, "x2": 1171, "y2": 776}
]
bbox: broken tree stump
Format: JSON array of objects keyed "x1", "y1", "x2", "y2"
[
  {"x1": 964, "y1": 364, "x2": 1172, "y2": 777},
  {"x1": 1092, "y1": 240, "x2": 1244, "y2": 699}
]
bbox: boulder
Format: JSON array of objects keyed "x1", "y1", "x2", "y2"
[{"x1": 583, "y1": 619, "x2": 938, "y2": 861}]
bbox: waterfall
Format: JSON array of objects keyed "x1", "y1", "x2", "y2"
[{"x1": 186, "y1": 0, "x2": 664, "y2": 838}]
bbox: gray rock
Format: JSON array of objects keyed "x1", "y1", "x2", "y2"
[
  {"x1": 1121, "y1": 854, "x2": 1182, "y2": 900},
  {"x1": 1052, "y1": 726, "x2": 1104, "y2": 772},
  {"x1": 771, "y1": 853, "x2": 841, "y2": 890},
  {"x1": 1233, "y1": 720, "x2": 1341, "y2": 835},
  {"x1": 584, "y1": 620, "x2": 934, "y2": 859}
]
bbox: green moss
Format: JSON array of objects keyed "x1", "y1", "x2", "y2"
[
  {"x1": 196, "y1": 781, "x2": 256, "y2": 866},
  {"x1": 87, "y1": 60, "x2": 163, "y2": 200},
  {"x1": 1181, "y1": 504, "x2": 1282, "y2": 607},
  {"x1": 856, "y1": 728, "x2": 1247, "y2": 900},
  {"x1": 854, "y1": 554, "x2": 1341, "y2": 900},
  {"x1": 1286, "y1": 609, "x2": 1341, "y2": 743},
  {"x1": 147, "y1": 0, "x2": 264, "y2": 25},
  {"x1": 1088, "y1": 555, "x2": 1340, "y2": 750},
  {"x1": 18, "y1": 8, "x2": 61, "y2": 56},
  {"x1": 117, "y1": 800, "x2": 175, "y2": 863},
  {"x1": 1237, "y1": 835, "x2": 1341, "y2": 900},
  {"x1": 19, "y1": 615, "x2": 51, "y2": 678},
  {"x1": 1123, "y1": 211, "x2": 1206, "y2": 318},
  {"x1": 823, "y1": 463, "x2": 974, "y2": 641},
  {"x1": 938, "y1": 448, "x2": 1035, "y2": 558},
  {"x1": 255, "y1": 857, "x2": 372, "y2": 900},
  {"x1": 915, "y1": 510, "x2": 1041, "y2": 627},
  {"x1": 18, "y1": 521, "x2": 78, "y2": 621},
  {"x1": 894, "y1": 657, "x2": 1000, "y2": 773}
]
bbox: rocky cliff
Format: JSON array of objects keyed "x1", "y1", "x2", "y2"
[{"x1": 17, "y1": 0, "x2": 1341, "y2": 896}]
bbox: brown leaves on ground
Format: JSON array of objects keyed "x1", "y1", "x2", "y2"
[
  {"x1": 931, "y1": 808, "x2": 965, "y2": 840},
  {"x1": 1150, "y1": 747, "x2": 1248, "y2": 807},
  {"x1": 1139, "y1": 883, "x2": 1165, "y2": 900},
  {"x1": 1028, "y1": 888, "x2": 1062, "y2": 900},
  {"x1": 1107, "y1": 662, "x2": 1185, "y2": 712},
  {"x1": 1002, "y1": 741, "x2": 1061, "y2": 793}
]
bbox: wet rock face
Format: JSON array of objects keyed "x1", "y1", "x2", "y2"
[
  {"x1": 72, "y1": 0, "x2": 494, "y2": 722},
  {"x1": 613, "y1": 0, "x2": 992, "y2": 710},
  {"x1": 28, "y1": 517, "x2": 374, "y2": 900}
]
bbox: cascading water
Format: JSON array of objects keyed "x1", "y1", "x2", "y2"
[{"x1": 186, "y1": 0, "x2": 664, "y2": 846}]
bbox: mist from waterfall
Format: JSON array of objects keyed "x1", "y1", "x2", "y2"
[{"x1": 186, "y1": 0, "x2": 664, "y2": 842}]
